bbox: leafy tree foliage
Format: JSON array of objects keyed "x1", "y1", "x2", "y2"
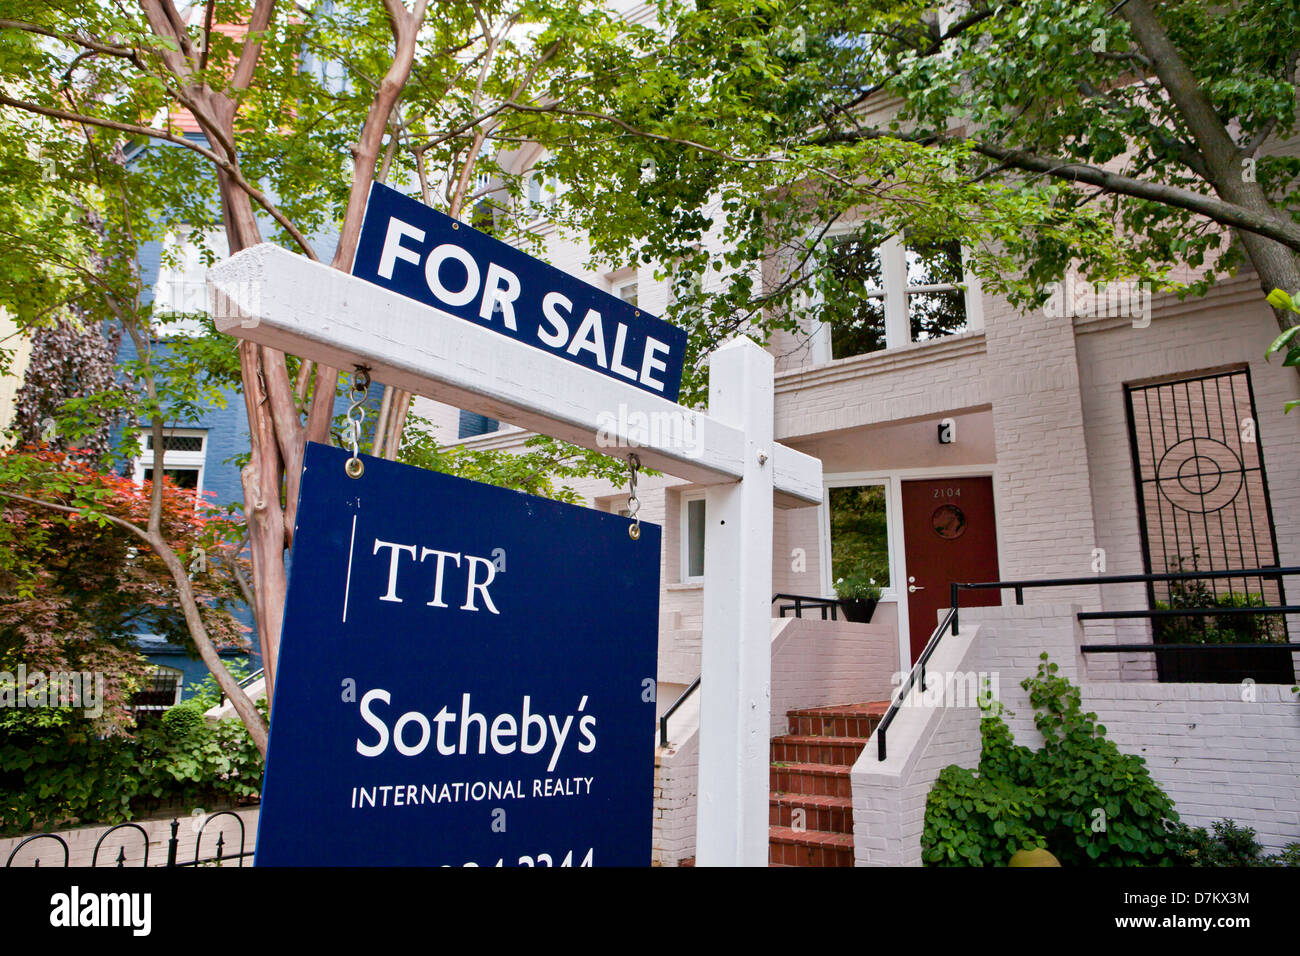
[
  {"x1": 523, "y1": 0, "x2": 1300, "y2": 403},
  {"x1": 0, "y1": 445, "x2": 249, "y2": 729},
  {"x1": 10, "y1": 318, "x2": 128, "y2": 461}
]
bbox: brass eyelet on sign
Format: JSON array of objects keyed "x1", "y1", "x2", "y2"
[{"x1": 345, "y1": 457, "x2": 365, "y2": 479}]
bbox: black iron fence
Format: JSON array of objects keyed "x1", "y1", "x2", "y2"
[
  {"x1": 4, "y1": 811, "x2": 253, "y2": 868},
  {"x1": 876, "y1": 566, "x2": 1300, "y2": 760}
]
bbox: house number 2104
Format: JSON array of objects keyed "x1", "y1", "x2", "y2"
[{"x1": 933, "y1": 488, "x2": 962, "y2": 498}]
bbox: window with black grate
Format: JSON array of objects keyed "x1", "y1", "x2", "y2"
[{"x1": 1124, "y1": 367, "x2": 1292, "y2": 682}]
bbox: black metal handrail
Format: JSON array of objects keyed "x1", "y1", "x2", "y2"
[
  {"x1": 875, "y1": 606, "x2": 957, "y2": 761},
  {"x1": 875, "y1": 565, "x2": 1300, "y2": 761},
  {"x1": 658, "y1": 675, "x2": 700, "y2": 748},
  {"x1": 949, "y1": 565, "x2": 1300, "y2": 645},
  {"x1": 772, "y1": 593, "x2": 840, "y2": 620},
  {"x1": 218, "y1": 667, "x2": 266, "y2": 709}
]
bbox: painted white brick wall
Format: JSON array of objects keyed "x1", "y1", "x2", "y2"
[
  {"x1": 853, "y1": 603, "x2": 1300, "y2": 866},
  {"x1": 770, "y1": 613, "x2": 901, "y2": 735},
  {"x1": 652, "y1": 726, "x2": 698, "y2": 866}
]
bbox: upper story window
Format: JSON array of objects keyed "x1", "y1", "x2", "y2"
[
  {"x1": 524, "y1": 167, "x2": 559, "y2": 218},
  {"x1": 616, "y1": 281, "x2": 639, "y2": 307},
  {"x1": 905, "y1": 234, "x2": 967, "y2": 342},
  {"x1": 153, "y1": 227, "x2": 227, "y2": 335},
  {"x1": 135, "y1": 428, "x2": 208, "y2": 495},
  {"x1": 821, "y1": 233, "x2": 887, "y2": 359},
  {"x1": 810, "y1": 227, "x2": 982, "y2": 363}
]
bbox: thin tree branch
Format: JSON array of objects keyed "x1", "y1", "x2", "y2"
[
  {"x1": 0, "y1": 93, "x2": 318, "y2": 259},
  {"x1": 814, "y1": 127, "x2": 1300, "y2": 253}
]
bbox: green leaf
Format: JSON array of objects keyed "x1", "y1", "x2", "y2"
[
  {"x1": 1265, "y1": 324, "x2": 1300, "y2": 356},
  {"x1": 1265, "y1": 288, "x2": 1295, "y2": 312}
]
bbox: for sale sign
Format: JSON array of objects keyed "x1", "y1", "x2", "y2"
[
  {"x1": 255, "y1": 443, "x2": 660, "y2": 866},
  {"x1": 350, "y1": 182, "x2": 687, "y2": 401}
]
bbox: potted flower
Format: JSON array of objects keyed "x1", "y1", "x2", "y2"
[{"x1": 834, "y1": 572, "x2": 882, "y2": 624}]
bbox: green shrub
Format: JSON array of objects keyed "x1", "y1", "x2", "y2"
[
  {"x1": 159, "y1": 701, "x2": 206, "y2": 741},
  {"x1": 923, "y1": 764, "x2": 1044, "y2": 865},
  {"x1": 923, "y1": 654, "x2": 1180, "y2": 866},
  {"x1": 1153, "y1": 554, "x2": 1286, "y2": 644},
  {"x1": 1166, "y1": 819, "x2": 1300, "y2": 867},
  {"x1": 0, "y1": 697, "x2": 264, "y2": 835}
]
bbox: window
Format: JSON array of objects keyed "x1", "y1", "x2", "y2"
[
  {"x1": 616, "y1": 281, "x2": 639, "y2": 307},
  {"x1": 821, "y1": 233, "x2": 886, "y2": 359},
  {"x1": 525, "y1": 168, "x2": 558, "y2": 215},
  {"x1": 826, "y1": 483, "x2": 892, "y2": 590},
  {"x1": 810, "y1": 227, "x2": 982, "y2": 362},
  {"x1": 457, "y1": 410, "x2": 499, "y2": 440},
  {"x1": 131, "y1": 665, "x2": 183, "y2": 721},
  {"x1": 154, "y1": 226, "x2": 228, "y2": 334},
  {"x1": 135, "y1": 428, "x2": 207, "y2": 494},
  {"x1": 904, "y1": 232, "x2": 967, "y2": 343},
  {"x1": 680, "y1": 492, "x2": 706, "y2": 582}
]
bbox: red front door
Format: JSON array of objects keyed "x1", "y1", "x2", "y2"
[{"x1": 901, "y1": 477, "x2": 1001, "y2": 663}]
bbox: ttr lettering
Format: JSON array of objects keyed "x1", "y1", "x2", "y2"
[{"x1": 372, "y1": 538, "x2": 501, "y2": 613}]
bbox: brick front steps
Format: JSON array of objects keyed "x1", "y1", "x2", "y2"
[{"x1": 769, "y1": 702, "x2": 888, "y2": 867}]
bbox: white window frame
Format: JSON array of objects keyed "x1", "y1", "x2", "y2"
[
  {"x1": 818, "y1": 476, "x2": 901, "y2": 605},
  {"x1": 680, "y1": 491, "x2": 707, "y2": 584},
  {"x1": 807, "y1": 225, "x2": 983, "y2": 365},
  {"x1": 134, "y1": 427, "x2": 208, "y2": 498},
  {"x1": 521, "y1": 145, "x2": 559, "y2": 225},
  {"x1": 154, "y1": 226, "x2": 228, "y2": 335},
  {"x1": 615, "y1": 279, "x2": 639, "y2": 307}
]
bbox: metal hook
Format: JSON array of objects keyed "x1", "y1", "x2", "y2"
[
  {"x1": 345, "y1": 366, "x2": 370, "y2": 478},
  {"x1": 626, "y1": 453, "x2": 641, "y2": 541}
]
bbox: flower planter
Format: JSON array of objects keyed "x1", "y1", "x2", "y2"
[{"x1": 838, "y1": 597, "x2": 878, "y2": 624}]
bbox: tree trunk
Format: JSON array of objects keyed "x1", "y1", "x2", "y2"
[{"x1": 1120, "y1": 0, "x2": 1300, "y2": 339}]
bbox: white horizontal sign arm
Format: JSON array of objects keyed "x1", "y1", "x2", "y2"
[{"x1": 209, "y1": 243, "x2": 821, "y2": 508}]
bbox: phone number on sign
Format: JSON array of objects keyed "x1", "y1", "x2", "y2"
[{"x1": 451, "y1": 848, "x2": 594, "y2": 867}]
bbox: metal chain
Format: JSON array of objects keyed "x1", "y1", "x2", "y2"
[
  {"x1": 345, "y1": 367, "x2": 371, "y2": 478},
  {"x1": 626, "y1": 453, "x2": 641, "y2": 541}
]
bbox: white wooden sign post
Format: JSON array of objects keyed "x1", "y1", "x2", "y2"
[{"x1": 209, "y1": 243, "x2": 822, "y2": 866}]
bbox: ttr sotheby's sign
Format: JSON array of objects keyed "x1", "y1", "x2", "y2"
[
  {"x1": 350, "y1": 182, "x2": 687, "y2": 401},
  {"x1": 255, "y1": 443, "x2": 660, "y2": 866}
]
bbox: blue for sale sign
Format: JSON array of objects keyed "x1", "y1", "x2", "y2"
[
  {"x1": 350, "y1": 182, "x2": 687, "y2": 401},
  {"x1": 255, "y1": 443, "x2": 661, "y2": 866}
]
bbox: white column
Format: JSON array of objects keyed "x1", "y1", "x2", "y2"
[
  {"x1": 696, "y1": 337, "x2": 775, "y2": 866},
  {"x1": 882, "y1": 234, "x2": 910, "y2": 350}
]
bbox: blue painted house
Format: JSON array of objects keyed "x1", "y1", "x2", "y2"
[{"x1": 119, "y1": 136, "x2": 347, "y2": 706}]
